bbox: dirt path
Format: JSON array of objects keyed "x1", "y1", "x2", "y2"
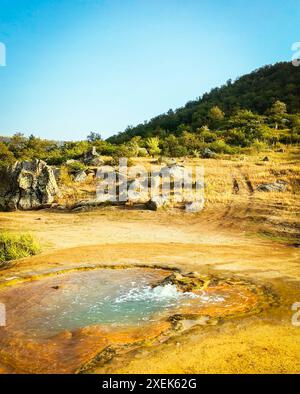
[{"x1": 0, "y1": 208, "x2": 299, "y2": 373}]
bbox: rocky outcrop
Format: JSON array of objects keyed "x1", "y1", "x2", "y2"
[
  {"x1": 154, "y1": 272, "x2": 207, "y2": 292},
  {"x1": 0, "y1": 160, "x2": 59, "y2": 211}
]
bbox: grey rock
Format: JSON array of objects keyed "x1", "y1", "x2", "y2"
[
  {"x1": 52, "y1": 167, "x2": 61, "y2": 181},
  {"x1": 55, "y1": 204, "x2": 67, "y2": 210},
  {"x1": 147, "y1": 196, "x2": 169, "y2": 211},
  {"x1": 72, "y1": 205, "x2": 91, "y2": 212},
  {"x1": 161, "y1": 164, "x2": 185, "y2": 178},
  {"x1": 74, "y1": 170, "x2": 87, "y2": 182},
  {"x1": 0, "y1": 160, "x2": 59, "y2": 211},
  {"x1": 257, "y1": 180, "x2": 287, "y2": 192},
  {"x1": 83, "y1": 146, "x2": 104, "y2": 166},
  {"x1": 202, "y1": 148, "x2": 216, "y2": 159},
  {"x1": 73, "y1": 199, "x2": 100, "y2": 209}
]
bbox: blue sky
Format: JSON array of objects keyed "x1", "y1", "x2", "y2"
[{"x1": 0, "y1": 0, "x2": 299, "y2": 140}]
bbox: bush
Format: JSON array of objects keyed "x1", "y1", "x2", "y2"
[
  {"x1": 0, "y1": 142, "x2": 16, "y2": 166},
  {"x1": 66, "y1": 161, "x2": 87, "y2": 173},
  {"x1": 0, "y1": 232, "x2": 41, "y2": 268},
  {"x1": 59, "y1": 165, "x2": 73, "y2": 185},
  {"x1": 251, "y1": 139, "x2": 268, "y2": 152},
  {"x1": 208, "y1": 140, "x2": 237, "y2": 154}
]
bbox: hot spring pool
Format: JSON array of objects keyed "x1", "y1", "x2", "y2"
[
  {"x1": 0, "y1": 268, "x2": 225, "y2": 336},
  {"x1": 0, "y1": 267, "x2": 273, "y2": 373}
]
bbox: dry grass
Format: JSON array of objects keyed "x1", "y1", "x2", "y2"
[{"x1": 55, "y1": 147, "x2": 300, "y2": 242}]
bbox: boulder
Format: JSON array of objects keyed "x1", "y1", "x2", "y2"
[
  {"x1": 52, "y1": 167, "x2": 61, "y2": 181},
  {"x1": 262, "y1": 156, "x2": 269, "y2": 161},
  {"x1": 127, "y1": 179, "x2": 149, "y2": 203},
  {"x1": 257, "y1": 180, "x2": 287, "y2": 192},
  {"x1": 74, "y1": 170, "x2": 87, "y2": 182},
  {"x1": 165, "y1": 164, "x2": 185, "y2": 177},
  {"x1": 146, "y1": 196, "x2": 169, "y2": 211},
  {"x1": 83, "y1": 146, "x2": 104, "y2": 166},
  {"x1": 0, "y1": 160, "x2": 59, "y2": 211},
  {"x1": 160, "y1": 164, "x2": 192, "y2": 180},
  {"x1": 201, "y1": 148, "x2": 216, "y2": 159}
]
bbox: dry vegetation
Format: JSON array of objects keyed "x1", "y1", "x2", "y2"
[{"x1": 56, "y1": 147, "x2": 300, "y2": 244}]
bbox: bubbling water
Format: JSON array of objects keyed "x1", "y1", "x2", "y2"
[
  {"x1": 116, "y1": 283, "x2": 199, "y2": 302},
  {"x1": 0, "y1": 267, "x2": 271, "y2": 374},
  {"x1": 0, "y1": 268, "x2": 225, "y2": 336}
]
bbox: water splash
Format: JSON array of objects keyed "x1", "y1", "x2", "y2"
[{"x1": 115, "y1": 283, "x2": 225, "y2": 304}]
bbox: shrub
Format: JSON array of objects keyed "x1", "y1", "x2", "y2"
[
  {"x1": 0, "y1": 232, "x2": 41, "y2": 268},
  {"x1": 59, "y1": 165, "x2": 73, "y2": 185},
  {"x1": 251, "y1": 139, "x2": 269, "y2": 152},
  {"x1": 0, "y1": 142, "x2": 16, "y2": 166},
  {"x1": 137, "y1": 147, "x2": 148, "y2": 157},
  {"x1": 66, "y1": 161, "x2": 87, "y2": 173},
  {"x1": 208, "y1": 140, "x2": 237, "y2": 154},
  {"x1": 145, "y1": 137, "x2": 161, "y2": 157}
]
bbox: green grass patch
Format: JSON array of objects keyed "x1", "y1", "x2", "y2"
[
  {"x1": 0, "y1": 232, "x2": 41, "y2": 268},
  {"x1": 246, "y1": 230, "x2": 299, "y2": 246}
]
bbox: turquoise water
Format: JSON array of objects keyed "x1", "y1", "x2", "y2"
[
  {"x1": 1, "y1": 268, "x2": 226, "y2": 337},
  {"x1": 6, "y1": 268, "x2": 202, "y2": 335}
]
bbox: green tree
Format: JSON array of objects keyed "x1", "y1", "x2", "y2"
[
  {"x1": 208, "y1": 106, "x2": 224, "y2": 124},
  {"x1": 270, "y1": 100, "x2": 287, "y2": 115},
  {"x1": 145, "y1": 137, "x2": 161, "y2": 157},
  {"x1": 87, "y1": 132, "x2": 102, "y2": 142},
  {"x1": 0, "y1": 142, "x2": 16, "y2": 166},
  {"x1": 127, "y1": 136, "x2": 142, "y2": 156}
]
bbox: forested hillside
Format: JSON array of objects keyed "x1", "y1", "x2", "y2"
[
  {"x1": 108, "y1": 62, "x2": 300, "y2": 144},
  {"x1": 1, "y1": 62, "x2": 299, "y2": 166}
]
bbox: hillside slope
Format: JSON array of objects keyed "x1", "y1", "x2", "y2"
[{"x1": 108, "y1": 62, "x2": 300, "y2": 143}]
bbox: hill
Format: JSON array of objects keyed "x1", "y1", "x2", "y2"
[{"x1": 107, "y1": 62, "x2": 300, "y2": 144}]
